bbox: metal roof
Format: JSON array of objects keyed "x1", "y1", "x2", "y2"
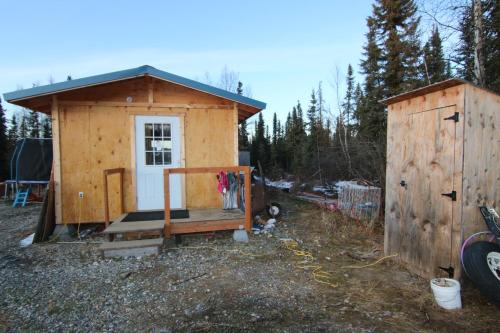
[{"x1": 3, "y1": 65, "x2": 266, "y2": 110}]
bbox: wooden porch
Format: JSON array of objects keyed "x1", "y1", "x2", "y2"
[
  {"x1": 163, "y1": 166, "x2": 252, "y2": 237},
  {"x1": 98, "y1": 166, "x2": 251, "y2": 257}
]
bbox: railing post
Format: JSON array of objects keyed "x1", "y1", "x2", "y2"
[
  {"x1": 119, "y1": 169, "x2": 124, "y2": 214},
  {"x1": 164, "y1": 169, "x2": 171, "y2": 238},
  {"x1": 103, "y1": 170, "x2": 110, "y2": 228},
  {"x1": 244, "y1": 166, "x2": 251, "y2": 232}
]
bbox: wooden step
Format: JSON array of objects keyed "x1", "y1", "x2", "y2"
[
  {"x1": 99, "y1": 238, "x2": 164, "y2": 258},
  {"x1": 102, "y1": 220, "x2": 164, "y2": 234}
]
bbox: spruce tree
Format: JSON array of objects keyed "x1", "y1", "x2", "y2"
[
  {"x1": 7, "y1": 114, "x2": 18, "y2": 144},
  {"x1": 484, "y1": 0, "x2": 500, "y2": 93},
  {"x1": 359, "y1": 16, "x2": 385, "y2": 140},
  {"x1": 41, "y1": 115, "x2": 52, "y2": 138},
  {"x1": 27, "y1": 110, "x2": 40, "y2": 138},
  {"x1": 373, "y1": 0, "x2": 423, "y2": 95},
  {"x1": 0, "y1": 99, "x2": 8, "y2": 180},
  {"x1": 456, "y1": 3, "x2": 475, "y2": 82},
  {"x1": 18, "y1": 114, "x2": 28, "y2": 139},
  {"x1": 423, "y1": 26, "x2": 447, "y2": 83},
  {"x1": 237, "y1": 81, "x2": 249, "y2": 150},
  {"x1": 342, "y1": 64, "x2": 355, "y2": 133}
]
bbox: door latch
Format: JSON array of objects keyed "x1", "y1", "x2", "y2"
[
  {"x1": 400, "y1": 180, "x2": 407, "y2": 188},
  {"x1": 438, "y1": 266, "x2": 455, "y2": 278},
  {"x1": 441, "y1": 191, "x2": 457, "y2": 201},
  {"x1": 444, "y1": 112, "x2": 459, "y2": 122}
]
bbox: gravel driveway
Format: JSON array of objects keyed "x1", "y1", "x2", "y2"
[{"x1": 0, "y1": 194, "x2": 498, "y2": 332}]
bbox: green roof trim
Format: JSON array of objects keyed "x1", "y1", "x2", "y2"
[{"x1": 3, "y1": 65, "x2": 266, "y2": 110}]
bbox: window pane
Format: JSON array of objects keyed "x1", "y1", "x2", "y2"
[
  {"x1": 145, "y1": 123, "x2": 153, "y2": 137},
  {"x1": 145, "y1": 138, "x2": 153, "y2": 151},
  {"x1": 163, "y1": 151, "x2": 172, "y2": 164},
  {"x1": 145, "y1": 152, "x2": 154, "y2": 165},
  {"x1": 162, "y1": 124, "x2": 171, "y2": 137},
  {"x1": 161, "y1": 139, "x2": 172, "y2": 151},
  {"x1": 154, "y1": 151, "x2": 163, "y2": 165},
  {"x1": 151, "y1": 139, "x2": 163, "y2": 151},
  {"x1": 153, "y1": 124, "x2": 162, "y2": 137}
]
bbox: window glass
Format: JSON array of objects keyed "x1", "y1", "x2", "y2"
[
  {"x1": 144, "y1": 122, "x2": 172, "y2": 166},
  {"x1": 162, "y1": 124, "x2": 171, "y2": 137},
  {"x1": 153, "y1": 124, "x2": 162, "y2": 137},
  {"x1": 145, "y1": 123, "x2": 153, "y2": 137}
]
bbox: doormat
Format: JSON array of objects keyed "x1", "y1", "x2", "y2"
[{"x1": 122, "y1": 210, "x2": 189, "y2": 222}]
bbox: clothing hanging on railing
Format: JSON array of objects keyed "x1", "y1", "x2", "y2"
[{"x1": 217, "y1": 170, "x2": 238, "y2": 210}]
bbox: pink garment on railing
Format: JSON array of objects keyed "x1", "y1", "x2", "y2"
[{"x1": 217, "y1": 171, "x2": 228, "y2": 194}]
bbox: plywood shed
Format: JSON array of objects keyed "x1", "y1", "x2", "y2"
[
  {"x1": 382, "y1": 78, "x2": 500, "y2": 279},
  {"x1": 3, "y1": 65, "x2": 266, "y2": 237}
]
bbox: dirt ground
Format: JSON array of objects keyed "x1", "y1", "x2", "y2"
[{"x1": 0, "y1": 192, "x2": 498, "y2": 332}]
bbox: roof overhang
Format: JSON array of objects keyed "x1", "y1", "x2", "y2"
[
  {"x1": 3, "y1": 65, "x2": 266, "y2": 113},
  {"x1": 380, "y1": 78, "x2": 467, "y2": 105}
]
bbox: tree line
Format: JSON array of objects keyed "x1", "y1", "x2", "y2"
[{"x1": 242, "y1": 0, "x2": 499, "y2": 188}]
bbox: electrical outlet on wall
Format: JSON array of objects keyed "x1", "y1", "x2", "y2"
[{"x1": 79, "y1": 192, "x2": 84, "y2": 198}]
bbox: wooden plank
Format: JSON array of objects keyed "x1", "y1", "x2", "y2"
[
  {"x1": 59, "y1": 101, "x2": 232, "y2": 109},
  {"x1": 170, "y1": 166, "x2": 248, "y2": 174},
  {"x1": 103, "y1": 170, "x2": 110, "y2": 228},
  {"x1": 171, "y1": 219, "x2": 245, "y2": 234},
  {"x1": 103, "y1": 220, "x2": 164, "y2": 234},
  {"x1": 233, "y1": 103, "x2": 239, "y2": 165},
  {"x1": 244, "y1": 166, "x2": 251, "y2": 232},
  {"x1": 179, "y1": 115, "x2": 186, "y2": 209},
  {"x1": 164, "y1": 169, "x2": 171, "y2": 237},
  {"x1": 129, "y1": 114, "x2": 137, "y2": 212},
  {"x1": 104, "y1": 167, "x2": 125, "y2": 175},
  {"x1": 148, "y1": 77, "x2": 154, "y2": 103},
  {"x1": 171, "y1": 208, "x2": 245, "y2": 223},
  {"x1": 51, "y1": 95, "x2": 63, "y2": 224}
]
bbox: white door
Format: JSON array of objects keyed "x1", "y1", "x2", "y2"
[{"x1": 135, "y1": 116, "x2": 182, "y2": 210}]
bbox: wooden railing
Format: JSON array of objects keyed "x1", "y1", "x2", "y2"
[
  {"x1": 163, "y1": 166, "x2": 252, "y2": 237},
  {"x1": 103, "y1": 168, "x2": 125, "y2": 228}
]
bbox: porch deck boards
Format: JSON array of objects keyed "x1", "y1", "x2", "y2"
[
  {"x1": 105, "y1": 208, "x2": 246, "y2": 237},
  {"x1": 172, "y1": 208, "x2": 244, "y2": 223},
  {"x1": 102, "y1": 218, "x2": 164, "y2": 234}
]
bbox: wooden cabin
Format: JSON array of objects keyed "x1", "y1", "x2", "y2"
[
  {"x1": 382, "y1": 79, "x2": 500, "y2": 279},
  {"x1": 4, "y1": 65, "x2": 266, "y2": 254}
]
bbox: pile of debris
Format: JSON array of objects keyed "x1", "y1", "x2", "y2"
[{"x1": 337, "y1": 181, "x2": 381, "y2": 222}]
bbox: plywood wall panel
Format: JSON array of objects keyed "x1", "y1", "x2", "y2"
[{"x1": 462, "y1": 85, "x2": 500, "y2": 238}]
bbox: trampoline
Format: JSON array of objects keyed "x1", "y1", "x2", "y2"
[{"x1": 3, "y1": 138, "x2": 53, "y2": 200}]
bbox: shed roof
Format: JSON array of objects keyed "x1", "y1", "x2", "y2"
[
  {"x1": 3, "y1": 65, "x2": 266, "y2": 110},
  {"x1": 380, "y1": 78, "x2": 467, "y2": 105}
]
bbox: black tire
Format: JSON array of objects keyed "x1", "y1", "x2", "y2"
[
  {"x1": 266, "y1": 202, "x2": 282, "y2": 218},
  {"x1": 463, "y1": 241, "x2": 500, "y2": 306}
]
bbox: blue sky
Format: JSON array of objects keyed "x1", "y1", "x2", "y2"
[{"x1": 1, "y1": 0, "x2": 373, "y2": 127}]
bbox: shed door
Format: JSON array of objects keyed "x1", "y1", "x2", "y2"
[
  {"x1": 135, "y1": 116, "x2": 182, "y2": 210},
  {"x1": 400, "y1": 106, "x2": 457, "y2": 277}
]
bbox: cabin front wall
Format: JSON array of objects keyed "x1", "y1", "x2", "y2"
[
  {"x1": 385, "y1": 84, "x2": 466, "y2": 278},
  {"x1": 55, "y1": 77, "x2": 238, "y2": 224}
]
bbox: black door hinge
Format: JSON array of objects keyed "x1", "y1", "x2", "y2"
[
  {"x1": 444, "y1": 112, "x2": 459, "y2": 122},
  {"x1": 441, "y1": 191, "x2": 457, "y2": 201}
]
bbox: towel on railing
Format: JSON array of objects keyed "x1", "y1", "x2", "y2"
[{"x1": 217, "y1": 171, "x2": 238, "y2": 210}]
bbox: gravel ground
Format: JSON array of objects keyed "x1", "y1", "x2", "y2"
[{"x1": 0, "y1": 194, "x2": 499, "y2": 332}]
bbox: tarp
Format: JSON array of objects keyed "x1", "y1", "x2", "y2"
[{"x1": 10, "y1": 138, "x2": 52, "y2": 182}]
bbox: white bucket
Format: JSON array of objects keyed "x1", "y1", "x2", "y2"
[{"x1": 430, "y1": 278, "x2": 462, "y2": 310}]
